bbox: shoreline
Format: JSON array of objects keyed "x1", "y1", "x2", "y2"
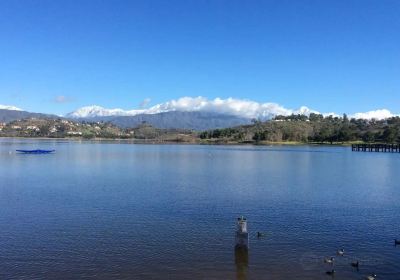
[{"x1": 0, "y1": 136, "x2": 362, "y2": 147}]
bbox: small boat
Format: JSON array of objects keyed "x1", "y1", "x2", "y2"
[{"x1": 16, "y1": 149, "x2": 55, "y2": 154}]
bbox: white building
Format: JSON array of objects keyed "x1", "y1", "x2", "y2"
[
  {"x1": 50, "y1": 126, "x2": 58, "y2": 133},
  {"x1": 26, "y1": 125, "x2": 40, "y2": 132},
  {"x1": 67, "y1": 131, "x2": 82, "y2": 136}
]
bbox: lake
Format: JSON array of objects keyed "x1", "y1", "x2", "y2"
[{"x1": 0, "y1": 138, "x2": 399, "y2": 279}]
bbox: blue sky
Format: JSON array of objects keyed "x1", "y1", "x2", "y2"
[{"x1": 0, "y1": 0, "x2": 399, "y2": 115}]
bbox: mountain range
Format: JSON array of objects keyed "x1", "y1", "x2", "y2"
[
  {"x1": 0, "y1": 109, "x2": 59, "y2": 123},
  {"x1": 1, "y1": 97, "x2": 398, "y2": 130},
  {"x1": 72, "y1": 111, "x2": 251, "y2": 130},
  {"x1": 0, "y1": 108, "x2": 251, "y2": 130}
]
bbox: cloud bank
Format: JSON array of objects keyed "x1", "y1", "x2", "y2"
[
  {"x1": 0, "y1": 104, "x2": 22, "y2": 111},
  {"x1": 66, "y1": 96, "x2": 399, "y2": 120},
  {"x1": 351, "y1": 109, "x2": 395, "y2": 120},
  {"x1": 67, "y1": 97, "x2": 318, "y2": 119}
]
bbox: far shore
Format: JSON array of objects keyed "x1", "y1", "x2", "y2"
[{"x1": 0, "y1": 136, "x2": 363, "y2": 147}]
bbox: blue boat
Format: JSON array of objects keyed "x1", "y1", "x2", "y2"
[{"x1": 16, "y1": 149, "x2": 55, "y2": 154}]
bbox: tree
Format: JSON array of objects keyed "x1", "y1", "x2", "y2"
[
  {"x1": 252, "y1": 131, "x2": 264, "y2": 142},
  {"x1": 343, "y1": 113, "x2": 349, "y2": 124},
  {"x1": 382, "y1": 127, "x2": 398, "y2": 143},
  {"x1": 338, "y1": 126, "x2": 352, "y2": 142},
  {"x1": 362, "y1": 131, "x2": 375, "y2": 143},
  {"x1": 309, "y1": 113, "x2": 323, "y2": 122},
  {"x1": 39, "y1": 124, "x2": 51, "y2": 136}
]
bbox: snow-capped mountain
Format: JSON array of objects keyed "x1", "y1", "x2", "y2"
[
  {"x1": 66, "y1": 97, "x2": 318, "y2": 120},
  {"x1": 64, "y1": 98, "x2": 323, "y2": 130},
  {"x1": 85, "y1": 111, "x2": 253, "y2": 130},
  {"x1": 66, "y1": 105, "x2": 145, "y2": 118},
  {"x1": 66, "y1": 96, "x2": 399, "y2": 122},
  {"x1": 2, "y1": 97, "x2": 397, "y2": 129}
]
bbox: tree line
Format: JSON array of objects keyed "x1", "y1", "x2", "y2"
[{"x1": 199, "y1": 114, "x2": 400, "y2": 144}]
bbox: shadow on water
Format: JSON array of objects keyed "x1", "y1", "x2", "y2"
[{"x1": 235, "y1": 247, "x2": 248, "y2": 280}]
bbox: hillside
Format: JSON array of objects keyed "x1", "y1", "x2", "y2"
[
  {"x1": 69, "y1": 111, "x2": 252, "y2": 130},
  {"x1": 199, "y1": 114, "x2": 400, "y2": 144},
  {"x1": 0, "y1": 117, "x2": 196, "y2": 141},
  {"x1": 0, "y1": 109, "x2": 59, "y2": 123},
  {"x1": 1, "y1": 113, "x2": 400, "y2": 145}
]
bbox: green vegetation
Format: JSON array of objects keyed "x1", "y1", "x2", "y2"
[
  {"x1": 1, "y1": 114, "x2": 400, "y2": 145},
  {"x1": 200, "y1": 114, "x2": 400, "y2": 144},
  {"x1": 0, "y1": 118, "x2": 196, "y2": 142}
]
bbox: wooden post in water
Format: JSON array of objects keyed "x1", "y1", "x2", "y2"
[{"x1": 235, "y1": 216, "x2": 249, "y2": 250}]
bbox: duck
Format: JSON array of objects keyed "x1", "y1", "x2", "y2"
[
  {"x1": 324, "y1": 257, "x2": 335, "y2": 264},
  {"x1": 337, "y1": 248, "x2": 345, "y2": 256},
  {"x1": 256, "y1": 231, "x2": 265, "y2": 238},
  {"x1": 326, "y1": 269, "x2": 335, "y2": 276},
  {"x1": 351, "y1": 260, "x2": 359, "y2": 268},
  {"x1": 395, "y1": 239, "x2": 400, "y2": 245},
  {"x1": 365, "y1": 274, "x2": 376, "y2": 280}
]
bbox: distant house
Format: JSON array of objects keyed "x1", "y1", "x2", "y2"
[
  {"x1": 11, "y1": 125, "x2": 22, "y2": 130},
  {"x1": 27, "y1": 125, "x2": 40, "y2": 132},
  {"x1": 67, "y1": 131, "x2": 82, "y2": 136},
  {"x1": 50, "y1": 126, "x2": 58, "y2": 133}
]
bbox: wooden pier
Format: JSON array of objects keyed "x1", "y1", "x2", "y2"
[{"x1": 351, "y1": 144, "x2": 400, "y2": 153}]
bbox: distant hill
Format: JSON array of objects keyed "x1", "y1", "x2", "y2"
[
  {"x1": 0, "y1": 109, "x2": 60, "y2": 123},
  {"x1": 1, "y1": 108, "x2": 251, "y2": 130},
  {"x1": 71, "y1": 111, "x2": 252, "y2": 130}
]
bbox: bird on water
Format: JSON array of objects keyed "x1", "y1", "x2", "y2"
[
  {"x1": 256, "y1": 231, "x2": 265, "y2": 238},
  {"x1": 337, "y1": 248, "x2": 345, "y2": 256},
  {"x1": 324, "y1": 257, "x2": 334, "y2": 264},
  {"x1": 365, "y1": 274, "x2": 377, "y2": 280},
  {"x1": 351, "y1": 260, "x2": 359, "y2": 268}
]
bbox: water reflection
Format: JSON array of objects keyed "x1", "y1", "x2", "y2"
[
  {"x1": 1, "y1": 140, "x2": 400, "y2": 279},
  {"x1": 235, "y1": 247, "x2": 248, "y2": 280}
]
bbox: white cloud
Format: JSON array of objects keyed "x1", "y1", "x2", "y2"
[
  {"x1": 54, "y1": 95, "x2": 73, "y2": 103},
  {"x1": 139, "y1": 98, "x2": 151, "y2": 108},
  {"x1": 350, "y1": 109, "x2": 397, "y2": 120},
  {"x1": 67, "y1": 105, "x2": 146, "y2": 118},
  {"x1": 66, "y1": 96, "x2": 399, "y2": 120},
  {"x1": 149, "y1": 97, "x2": 309, "y2": 118},
  {"x1": 0, "y1": 104, "x2": 23, "y2": 111},
  {"x1": 67, "y1": 97, "x2": 317, "y2": 118},
  {"x1": 322, "y1": 112, "x2": 341, "y2": 118}
]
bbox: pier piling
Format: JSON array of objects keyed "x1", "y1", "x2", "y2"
[{"x1": 351, "y1": 144, "x2": 400, "y2": 153}]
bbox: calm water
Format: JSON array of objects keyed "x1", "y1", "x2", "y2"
[{"x1": 0, "y1": 139, "x2": 399, "y2": 279}]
